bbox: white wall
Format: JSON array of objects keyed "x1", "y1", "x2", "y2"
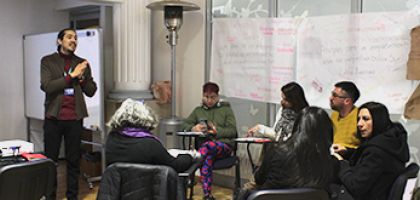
[{"x1": 0, "y1": 0, "x2": 69, "y2": 140}]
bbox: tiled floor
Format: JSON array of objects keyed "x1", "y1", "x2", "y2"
[{"x1": 56, "y1": 160, "x2": 234, "y2": 200}]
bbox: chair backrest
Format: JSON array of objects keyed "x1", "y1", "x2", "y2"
[
  {"x1": 387, "y1": 163, "x2": 420, "y2": 200},
  {"x1": 97, "y1": 162, "x2": 183, "y2": 200},
  {"x1": 213, "y1": 131, "x2": 239, "y2": 167},
  {"x1": 0, "y1": 159, "x2": 56, "y2": 200},
  {"x1": 247, "y1": 188, "x2": 331, "y2": 200}
]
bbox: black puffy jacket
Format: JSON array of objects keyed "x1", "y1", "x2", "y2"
[{"x1": 338, "y1": 123, "x2": 410, "y2": 200}]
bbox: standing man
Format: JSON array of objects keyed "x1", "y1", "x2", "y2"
[
  {"x1": 329, "y1": 81, "x2": 360, "y2": 159},
  {"x1": 40, "y1": 28, "x2": 97, "y2": 200}
]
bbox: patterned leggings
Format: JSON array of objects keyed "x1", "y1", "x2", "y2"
[{"x1": 198, "y1": 141, "x2": 232, "y2": 196}]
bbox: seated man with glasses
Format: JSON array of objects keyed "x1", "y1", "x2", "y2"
[
  {"x1": 329, "y1": 81, "x2": 361, "y2": 160},
  {"x1": 182, "y1": 82, "x2": 237, "y2": 200}
]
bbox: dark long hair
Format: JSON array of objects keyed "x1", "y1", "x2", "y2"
[
  {"x1": 57, "y1": 28, "x2": 76, "y2": 52},
  {"x1": 274, "y1": 107, "x2": 333, "y2": 188},
  {"x1": 281, "y1": 82, "x2": 309, "y2": 113},
  {"x1": 357, "y1": 102, "x2": 393, "y2": 140}
]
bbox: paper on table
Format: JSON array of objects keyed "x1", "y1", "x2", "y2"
[
  {"x1": 235, "y1": 137, "x2": 259, "y2": 142},
  {"x1": 235, "y1": 137, "x2": 271, "y2": 142},
  {"x1": 168, "y1": 149, "x2": 201, "y2": 159},
  {"x1": 177, "y1": 132, "x2": 206, "y2": 136},
  {"x1": 167, "y1": 149, "x2": 191, "y2": 158}
]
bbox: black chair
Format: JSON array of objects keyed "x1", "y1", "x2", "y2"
[
  {"x1": 247, "y1": 188, "x2": 331, "y2": 200},
  {"x1": 213, "y1": 138, "x2": 241, "y2": 189},
  {"x1": 0, "y1": 158, "x2": 56, "y2": 200},
  {"x1": 97, "y1": 162, "x2": 200, "y2": 200},
  {"x1": 387, "y1": 162, "x2": 420, "y2": 200}
]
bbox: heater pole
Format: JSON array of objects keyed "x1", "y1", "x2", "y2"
[
  {"x1": 147, "y1": 0, "x2": 200, "y2": 149},
  {"x1": 171, "y1": 45, "x2": 176, "y2": 117}
]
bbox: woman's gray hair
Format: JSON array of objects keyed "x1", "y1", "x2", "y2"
[{"x1": 107, "y1": 98, "x2": 160, "y2": 131}]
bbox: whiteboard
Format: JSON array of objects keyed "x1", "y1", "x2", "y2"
[{"x1": 23, "y1": 29, "x2": 104, "y2": 130}]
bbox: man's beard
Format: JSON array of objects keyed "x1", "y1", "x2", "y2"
[{"x1": 330, "y1": 101, "x2": 340, "y2": 111}]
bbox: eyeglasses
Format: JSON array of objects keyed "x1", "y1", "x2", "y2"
[
  {"x1": 331, "y1": 91, "x2": 349, "y2": 99},
  {"x1": 203, "y1": 95, "x2": 218, "y2": 101}
]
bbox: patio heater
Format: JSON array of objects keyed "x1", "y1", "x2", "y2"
[{"x1": 147, "y1": 1, "x2": 200, "y2": 149}]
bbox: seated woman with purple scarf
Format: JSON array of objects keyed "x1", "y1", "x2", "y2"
[{"x1": 105, "y1": 98, "x2": 195, "y2": 172}]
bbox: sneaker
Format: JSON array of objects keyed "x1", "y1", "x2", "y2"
[{"x1": 203, "y1": 194, "x2": 216, "y2": 200}]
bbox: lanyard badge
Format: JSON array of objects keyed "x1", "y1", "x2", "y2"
[
  {"x1": 64, "y1": 88, "x2": 75, "y2": 96},
  {"x1": 63, "y1": 67, "x2": 75, "y2": 95},
  {"x1": 63, "y1": 68, "x2": 73, "y2": 76}
]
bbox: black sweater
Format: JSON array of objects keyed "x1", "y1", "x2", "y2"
[{"x1": 105, "y1": 131, "x2": 193, "y2": 172}]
